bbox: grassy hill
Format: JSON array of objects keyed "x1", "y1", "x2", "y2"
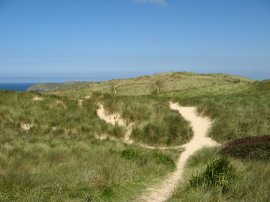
[
  {"x1": 1, "y1": 72, "x2": 270, "y2": 201},
  {"x1": 28, "y1": 72, "x2": 252, "y2": 97}
]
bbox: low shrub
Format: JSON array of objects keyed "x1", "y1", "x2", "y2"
[
  {"x1": 190, "y1": 157, "x2": 236, "y2": 192},
  {"x1": 221, "y1": 135, "x2": 270, "y2": 160},
  {"x1": 121, "y1": 148, "x2": 141, "y2": 160}
]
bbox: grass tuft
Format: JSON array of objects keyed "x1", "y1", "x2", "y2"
[{"x1": 190, "y1": 157, "x2": 236, "y2": 192}]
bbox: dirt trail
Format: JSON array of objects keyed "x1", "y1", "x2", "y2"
[
  {"x1": 96, "y1": 102, "x2": 219, "y2": 201},
  {"x1": 138, "y1": 102, "x2": 219, "y2": 202}
]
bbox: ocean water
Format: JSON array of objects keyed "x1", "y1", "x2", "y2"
[{"x1": 0, "y1": 83, "x2": 35, "y2": 91}]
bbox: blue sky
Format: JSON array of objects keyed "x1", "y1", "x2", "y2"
[{"x1": 0, "y1": 0, "x2": 270, "y2": 82}]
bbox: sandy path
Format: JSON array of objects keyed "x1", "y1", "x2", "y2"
[
  {"x1": 96, "y1": 102, "x2": 219, "y2": 201},
  {"x1": 138, "y1": 102, "x2": 219, "y2": 202}
]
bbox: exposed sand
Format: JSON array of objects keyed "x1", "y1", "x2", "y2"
[
  {"x1": 21, "y1": 123, "x2": 33, "y2": 131},
  {"x1": 84, "y1": 95, "x2": 91, "y2": 99},
  {"x1": 97, "y1": 104, "x2": 125, "y2": 127},
  {"x1": 138, "y1": 102, "x2": 219, "y2": 202},
  {"x1": 97, "y1": 103, "x2": 134, "y2": 143},
  {"x1": 78, "y1": 99, "x2": 84, "y2": 107},
  {"x1": 94, "y1": 133, "x2": 109, "y2": 141},
  {"x1": 32, "y1": 96, "x2": 43, "y2": 101}
]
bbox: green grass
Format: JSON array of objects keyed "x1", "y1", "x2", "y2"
[
  {"x1": 163, "y1": 81, "x2": 270, "y2": 142},
  {"x1": 0, "y1": 140, "x2": 178, "y2": 201},
  {"x1": 170, "y1": 148, "x2": 270, "y2": 202},
  {"x1": 2, "y1": 72, "x2": 270, "y2": 201},
  {"x1": 0, "y1": 91, "x2": 124, "y2": 143},
  {"x1": 189, "y1": 157, "x2": 237, "y2": 192},
  {"x1": 0, "y1": 90, "x2": 183, "y2": 201},
  {"x1": 0, "y1": 89, "x2": 191, "y2": 147},
  {"x1": 97, "y1": 93, "x2": 193, "y2": 146},
  {"x1": 29, "y1": 72, "x2": 252, "y2": 96},
  {"x1": 165, "y1": 80, "x2": 270, "y2": 201},
  {"x1": 31, "y1": 72, "x2": 262, "y2": 145}
]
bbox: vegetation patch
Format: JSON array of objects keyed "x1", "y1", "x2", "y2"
[
  {"x1": 120, "y1": 147, "x2": 176, "y2": 170},
  {"x1": 0, "y1": 90, "x2": 181, "y2": 201},
  {"x1": 98, "y1": 93, "x2": 192, "y2": 146},
  {"x1": 221, "y1": 135, "x2": 270, "y2": 160},
  {"x1": 2, "y1": 72, "x2": 270, "y2": 201},
  {"x1": 170, "y1": 148, "x2": 270, "y2": 202},
  {"x1": 32, "y1": 72, "x2": 252, "y2": 96},
  {"x1": 254, "y1": 80, "x2": 270, "y2": 91},
  {"x1": 164, "y1": 81, "x2": 270, "y2": 142},
  {"x1": 190, "y1": 157, "x2": 236, "y2": 192},
  {"x1": 0, "y1": 140, "x2": 177, "y2": 201}
]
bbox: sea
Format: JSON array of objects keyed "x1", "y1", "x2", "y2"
[{"x1": 0, "y1": 83, "x2": 35, "y2": 92}]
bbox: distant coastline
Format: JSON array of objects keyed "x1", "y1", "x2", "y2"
[{"x1": 0, "y1": 83, "x2": 35, "y2": 92}]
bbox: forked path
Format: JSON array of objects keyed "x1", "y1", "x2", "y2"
[
  {"x1": 138, "y1": 102, "x2": 219, "y2": 202},
  {"x1": 96, "y1": 102, "x2": 219, "y2": 201}
]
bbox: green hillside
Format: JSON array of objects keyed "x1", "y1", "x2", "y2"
[
  {"x1": 28, "y1": 72, "x2": 252, "y2": 97},
  {"x1": 1, "y1": 72, "x2": 270, "y2": 201}
]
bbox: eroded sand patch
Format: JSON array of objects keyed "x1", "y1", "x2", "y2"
[
  {"x1": 32, "y1": 96, "x2": 43, "y2": 101},
  {"x1": 21, "y1": 123, "x2": 33, "y2": 131}
]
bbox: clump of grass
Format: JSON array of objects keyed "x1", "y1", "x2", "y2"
[
  {"x1": 190, "y1": 157, "x2": 236, "y2": 192},
  {"x1": 120, "y1": 147, "x2": 176, "y2": 170},
  {"x1": 121, "y1": 147, "x2": 141, "y2": 160},
  {"x1": 221, "y1": 135, "x2": 270, "y2": 160},
  {"x1": 153, "y1": 151, "x2": 175, "y2": 169}
]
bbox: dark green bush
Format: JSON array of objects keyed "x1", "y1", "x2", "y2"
[
  {"x1": 190, "y1": 157, "x2": 236, "y2": 192},
  {"x1": 121, "y1": 148, "x2": 141, "y2": 160}
]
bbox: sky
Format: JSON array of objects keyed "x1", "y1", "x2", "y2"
[{"x1": 0, "y1": 0, "x2": 270, "y2": 82}]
